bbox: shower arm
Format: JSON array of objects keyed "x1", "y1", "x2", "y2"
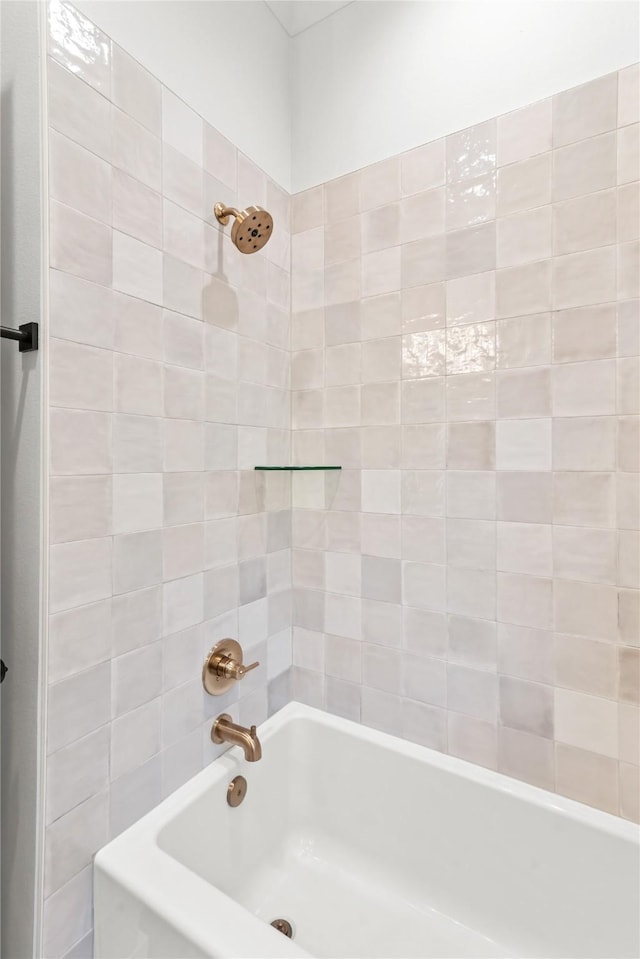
[
  {"x1": 214, "y1": 203, "x2": 241, "y2": 226},
  {"x1": 0, "y1": 322, "x2": 39, "y2": 352}
]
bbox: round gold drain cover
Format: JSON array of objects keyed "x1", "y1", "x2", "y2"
[{"x1": 271, "y1": 918, "x2": 294, "y2": 938}]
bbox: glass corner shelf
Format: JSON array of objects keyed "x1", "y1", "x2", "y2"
[{"x1": 254, "y1": 465, "x2": 342, "y2": 471}]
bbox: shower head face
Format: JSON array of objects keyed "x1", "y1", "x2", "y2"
[{"x1": 231, "y1": 206, "x2": 273, "y2": 254}]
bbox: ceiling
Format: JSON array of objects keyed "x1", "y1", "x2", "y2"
[{"x1": 265, "y1": 1, "x2": 352, "y2": 36}]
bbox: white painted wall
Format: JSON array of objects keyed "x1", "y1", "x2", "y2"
[
  {"x1": 75, "y1": 0, "x2": 292, "y2": 189},
  {"x1": 292, "y1": 0, "x2": 640, "y2": 191},
  {"x1": 1, "y1": 3, "x2": 44, "y2": 957}
]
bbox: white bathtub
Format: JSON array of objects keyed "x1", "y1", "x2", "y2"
[{"x1": 95, "y1": 702, "x2": 639, "y2": 959}]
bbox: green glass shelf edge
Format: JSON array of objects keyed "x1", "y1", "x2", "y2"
[{"x1": 254, "y1": 465, "x2": 342, "y2": 471}]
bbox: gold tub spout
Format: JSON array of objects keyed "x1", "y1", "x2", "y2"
[{"x1": 211, "y1": 713, "x2": 262, "y2": 762}]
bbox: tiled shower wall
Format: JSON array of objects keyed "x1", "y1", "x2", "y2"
[
  {"x1": 43, "y1": 3, "x2": 291, "y2": 955},
  {"x1": 289, "y1": 66, "x2": 640, "y2": 823}
]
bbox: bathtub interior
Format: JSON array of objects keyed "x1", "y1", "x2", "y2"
[{"x1": 156, "y1": 710, "x2": 640, "y2": 959}]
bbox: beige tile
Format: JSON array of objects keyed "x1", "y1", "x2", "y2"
[
  {"x1": 401, "y1": 653, "x2": 446, "y2": 707},
  {"x1": 361, "y1": 382, "x2": 400, "y2": 426},
  {"x1": 553, "y1": 472, "x2": 615, "y2": 528},
  {"x1": 49, "y1": 129, "x2": 111, "y2": 224},
  {"x1": 446, "y1": 517, "x2": 495, "y2": 572},
  {"x1": 402, "y1": 236, "x2": 446, "y2": 288},
  {"x1": 553, "y1": 416, "x2": 616, "y2": 471},
  {"x1": 553, "y1": 73, "x2": 617, "y2": 147},
  {"x1": 402, "y1": 516, "x2": 445, "y2": 565},
  {"x1": 619, "y1": 239, "x2": 640, "y2": 300},
  {"x1": 500, "y1": 676, "x2": 553, "y2": 738},
  {"x1": 554, "y1": 579, "x2": 618, "y2": 640},
  {"x1": 498, "y1": 623, "x2": 554, "y2": 684},
  {"x1": 360, "y1": 156, "x2": 401, "y2": 211},
  {"x1": 496, "y1": 260, "x2": 551, "y2": 318},
  {"x1": 446, "y1": 174, "x2": 495, "y2": 232},
  {"x1": 402, "y1": 605, "x2": 447, "y2": 658},
  {"x1": 496, "y1": 418, "x2": 551, "y2": 470},
  {"x1": 618, "y1": 357, "x2": 640, "y2": 414},
  {"x1": 617, "y1": 299, "x2": 639, "y2": 358},
  {"x1": 361, "y1": 292, "x2": 402, "y2": 339},
  {"x1": 618, "y1": 416, "x2": 640, "y2": 472},
  {"x1": 401, "y1": 700, "x2": 446, "y2": 752},
  {"x1": 445, "y1": 322, "x2": 495, "y2": 375},
  {"x1": 552, "y1": 132, "x2": 616, "y2": 202},
  {"x1": 325, "y1": 258, "x2": 361, "y2": 305},
  {"x1": 361, "y1": 336, "x2": 401, "y2": 383},
  {"x1": 446, "y1": 373, "x2": 495, "y2": 421},
  {"x1": 447, "y1": 421, "x2": 495, "y2": 470},
  {"x1": 617, "y1": 471, "x2": 640, "y2": 530},
  {"x1": 618, "y1": 182, "x2": 640, "y2": 242},
  {"x1": 554, "y1": 526, "x2": 617, "y2": 584},
  {"x1": 400, "y1": 189, "x2": 445, "y2": 243},
  {"x1": 50, "y1": 200, "x2": 112, "y2": 287},
  {"x1": 403, "y1": 562, "x2": 446, "y2": 612},
  {"x1": 446, "y1": 271, "x2": 495, "y2": 327},
  {"x1": 401, "y1": 283, "x2": 446, "y2": 333},
  {"x1": 552, "y1": 304, "x2": 617, "y2": 362},
  {"x1": 402, "y1": 424, "x2": 445, "y2": 470},
  {"x1": 498, "y1": 726, "x2": 554, "y2": 790},
  {"x1": 362, "y1": 246, "x2": 402, "y2": 296},
  {"x1": 292, "y1": 186, "x2": 324, "y2": 233},
  {"x1": 402, "y1": 377, "x2": 445, "y2": 423},
  {"x1": 446, "y1": 470, "x2": 496, "y2": 521},
  {"x1": 447, "y1": 614, "x2": 496, "y2": 670},
  {"x1": 446, "y1": 567, "x2": 495, "y2": 621},
  {"x1": 50, "y1": 538, "x2": 112, "y2": 613},
  {"x1": 363, "y1": 426, "x2": 401, "y2": 468},
  {"x1": 618, "y1": 63, "x2": 640, "y2": 127},
  {"x1": 619, "y1": 527, "x2": 640, "y2": 588},
  {"x1": 448, "y1": 712, "x2": 497, "y2": 770},
  {"x1": 552, "y1": 359, "x2": 616, "y2": 416},
  {"x1": 50, "y1": 339, "x2": 113, "y2": 412},
  {"x1": 553, "y1": 189, "x2": 617, "y2": 255},
  {"x1": 497, "y1": 206, "x2": 551, "y2": 268},
  {"x1": 446, "y1": 120, "x2": 496, "y2": 183},
  {"x1": 555, "y1": 634, "x2": 617, "y2": 698},
  {"x1": 619, "y1": 703, "x2": 640, "y2": 765},
  {"x1": 618, "y1": 123, "x2": 639, "y2": 185},
  {"x1": 497, "y1": 522, "x2": 552, "y2": 577},
  {"x1": 619, "y1": 646, "x2": 640, "y2": 705},
  {"x1": 497, "y1": 572, "x2": 552, "y2": 629},
  {"x1": 496, "y1": 313, "x2": 551, "y2": 369},
  {"x1": 447, "y1": 663, "x2": 498, "y2": 723},
  {"x1": 619, "y1": 588, "x2": 640, "y2": 645},
  {"x1": 555, "y1": 687, "x2": 618, "y2": 758},
  {"x1": 401, "y1": 139, "x2": 446, "y2": 196},
  {"x1": 498, "y1": 99, "x2": 552, "y2": 166},
  {"x1": 402, "y1": 330, "x2": 446, "y2": 379},
  {"x1": 497, "y1": 153, "x2": 551, "y2": 216},
  {"x1": 555, "y1": 743, "x2": 619, "y2": 815},
  {"x1": 292, "y1": 227, "x2": 323, "y2": 273},
  {"x1": 496, "y1": 367, "x2": 551, "y2": 418},
  {"x1": 325, "y1": 343, "x2": 361, "y2": 386},
  {"x1": 50, "y1": 408, "x2": 112, "y2": 476},
  {"x1": 620, "y1": 763, "x2": 640, "y2": 823},
  {"x1": 50, "y1": 476, "x2": 112, "y2": 544},
  {"x1": 445, "y1": 223, "x2": 496, "y2": 279},
  {"x1": 361, "y1": 204, "x2": 398, "y2": 255},
  {"x1": 325, "y1": 172, "x2": 360, "y2": 223},
  {"x1": 497, "y1": 471, "x2": 552, "y2": 524}
]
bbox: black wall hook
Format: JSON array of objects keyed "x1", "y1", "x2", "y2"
[{"x1": 1, "y1": 322, "x2": 38, "y2": 352}]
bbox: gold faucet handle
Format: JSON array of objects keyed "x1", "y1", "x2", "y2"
[
  {"x1": 233, "y1": 660, "x2": 259, "y2": 680},
  {"x1": 203, "y1": 639, "x2": 259, "y2": 695}
]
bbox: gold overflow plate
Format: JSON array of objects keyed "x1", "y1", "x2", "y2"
[{"x1": 202, "y1": 639, "x2": 259, "y2": 695}]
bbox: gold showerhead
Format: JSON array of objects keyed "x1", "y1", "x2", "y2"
[{"x1": 214, "y1": 203, "x2": 273, "y2": 254}]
